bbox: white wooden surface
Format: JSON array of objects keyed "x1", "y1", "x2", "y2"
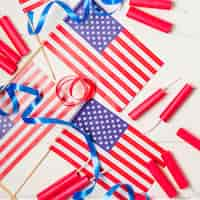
[{"x1": 1, "y1": 0, "x2": 200, "y2": 199}]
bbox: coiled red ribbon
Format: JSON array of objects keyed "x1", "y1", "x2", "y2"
[{"x1": 56, "y1": 76, "x2": 96, "y2": 106}]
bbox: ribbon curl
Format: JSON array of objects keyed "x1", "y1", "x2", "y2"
[
  {"x1": 56, "y1": 76, "x2": 96, "y2": 106},
  {"x1": 28, "y1": 0, "x2": 123, "y2": 35},
  {"x1": 103, "y1": 183, "x2": 150, "y2": 200},
  {"x1": 0, "y1": 83, "x2": 100, "y2": 199}
]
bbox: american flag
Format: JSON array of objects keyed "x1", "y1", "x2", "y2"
[
  {"x1": 0, "y1": 63, "x2": 72, "y2": 180},
  {"x1": 44, "y1": 2, "x2": 164, "y2": 112},
  {"x1": 50, "y1": 99, "x2": 166, "y2": 199},
  {"x1": 18, "y1": 0, "x2": 51, "y2": 13}
]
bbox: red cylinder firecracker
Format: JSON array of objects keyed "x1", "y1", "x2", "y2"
[
  {"x1": 147, "y1": 160, "x2": 177, "y2": 198},
  {"x1": 127, "y1": 7, "x2": 173, "y2": 33},
  {"x1": 160, "y1": 84, "x2": 194, "y2": 122},
  {"x1": 162, "y1": 151, "x2": 189, "y2": 189},
  {"x1": 129, "y1": 88, "x2": 167, "y2": 120},
  {"x1": 53, "y1": 176, "x2": 91, "y2": 200},
  {"x1": 37, "y1": 170, "x2": 81, "y2": 200},
  {"x1": 177, "y1": 128, "x2": 200, "y2": 151},
  {"x1": 129, "y1": 0, "x2": 173, "y2": 10},
  {"x1": 0, "y1": 39, "x2": 21, "y2": 64},
  {"x1": 0, "y1": 54, "x2": 17, "y2": 75},
  {"x1": 0, "y1": 16, "x2": 30, "y2": 56}
]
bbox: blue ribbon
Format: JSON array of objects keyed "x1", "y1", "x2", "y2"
[
  {"x1": 101, "y1": 0, "x2": 123, "y2": 4},
  {"x1": 0, "y1": 83, "x2": 100, "y2": 199},
  {"x1": 103, "y1": 183, "x2": 150, "y2": 200},
  {"x1": 73, "y1": 181, "x2": 97, "y2": 200},
  {"x1": 27, "y1": 0, "x2": 123, "y2": 35},
  {"x1": 28, "y1": 0, "x2": 91, "y2": 34}
]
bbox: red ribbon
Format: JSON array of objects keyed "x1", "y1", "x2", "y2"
[{"x1": 56, "y1": 76, "x2": 96, "y2": 106}]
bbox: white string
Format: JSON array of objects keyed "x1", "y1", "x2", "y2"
[
  {"x1": 145, "y1": 119, "x2": 161, "y2": 134},
  {"x1": 163, "y1": 78, "x2": 182, "y2": 90}
]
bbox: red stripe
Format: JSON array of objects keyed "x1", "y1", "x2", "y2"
[
  {"x1": 49, "y1": 32, "x2": 129, "y2": 105},
  {"x1": 128, "y1": 126, "x2": 165, "y2": 154},
  {"x1": 0, "y1": 68, "x2": 44, "y2": 152},
  {"x1": 115, "y1": 142, "x2": 148, "y2": 168},
  {"x1": 60, "y1": 130, "x2": 149, "y2": 192},
  {"x1": 0, "y1": 76, "x2": 53, "y2": 153},
  {"x1": 0, "y1": 95, "x2": 62, "y2": 165},
  {"x1": 115, "y1": 36, "x2": 157, "y2": 74},
  {"x1": 44, "y1": 41, "x2": 122, "y2": 112},
  {"x1": 122, "y1": 134, "x2": 165, "y2": 167},
  {"x1": 0, "y1": 107, "x2": 71, "y2": 180},
  {"x1": 23, "y1": 0, "x2": 50, "y2": 13},
  {"x1": 14, "y1": 63, "x2": 35, "y2": 81},
  {"x1": 108, "y1": 43, "x2": 150, "y2": 81},
  {"x1": 0, "y1": 63, "x2": 38, "y2": 109},
  {"x1": 0, "y1": 124, "x2": 41, "y2": 165},
  {"x1": 50, "y1": 146, "x2": 127, "y2": 200},
  {"x1": 110, "y1": 150, "x2": 154, "y2": 184},
  {"x1": 57, "y1": 25, "x2": 136, "y2": 97},
  {"x1": 102, "y1": 51, "x2": 143, "y2": 90},
  {"x1": 56, "y1": 135, "x2": 152, "y2": 184},
  {"x1": 122, "y1": 29, "x2": 164, "y2": 66}
]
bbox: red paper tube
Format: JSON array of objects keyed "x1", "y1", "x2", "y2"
[
  {"x1": 37, "y1": 170, "x2": 80, "y2": 200},
  {"x1": 129, "y1": 0, "x2": 173, "y2": 10},
  {"x1": 160, "y1": 84, "x2": 194, "y2": 122},
  {"x1": 177, "y1": 128, "x2": 200, "y2": 151},
  {"x1": 0, "y1": 16, "x2": 30, "y2": 56},
  {"x1": 127, "y1": 7, "x2": 173, "y2": 33},
  {"x1": 53, "y1": 176, "x2": 90, "y2": 200},
  {"x1": 135, "y1": 193, "x2": 151, "y2": 200},
  {"x1": 147, "y1": 160, "x2": 177, "y2": 198},
  {"x1": 129, "y1": 88, "x2": 167, "y2": 120},
  {"x1": 162, "y1": 151, "x2": 189, "y2": 189},
  {"x1": 0, "y1": 54, "x2": 17, "y2": 75},
  {"x1": 0, "y1": 39, "x2": 21, "y2": 64}
]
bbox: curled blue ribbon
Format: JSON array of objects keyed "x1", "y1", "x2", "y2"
[
  {"x1": 101, "y1": 0, "x2": 123, "y2": 4},
  {"x1": 27, "y1": 0, "x2": 123, "y2": 35},
  {"x1": 103, "y1": 183, "x2": 150, "y2": 200},
  {"x1": 103, "y1": 183, "x2": 135, "y2": 200},
  {"x1": 28, "y1": 0, "x2": 91, "y2": 34},
  {"x1": 0, "y1": 83, "x2": 100, "y2": 199}
]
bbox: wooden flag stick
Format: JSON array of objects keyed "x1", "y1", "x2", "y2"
[
  {"x1": 14, "y1": 151, "x2": 91, "y2": 197},
  {"x1": 35, "y1": 35, "x2": 57, "y2": 81},
  {"x1": 14, "y1": 150, "x2": 51, "y2": 197},
  {"x1": 26, "y1": 15, "x2": 57, "y2": 81},
  {"x1": 0, "y1": 182, "x2": 16, "y2": 200}
]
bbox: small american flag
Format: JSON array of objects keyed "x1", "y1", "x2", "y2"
[
  {"x1": 50, "y1": 99, "x2": 166, "y2": 199},
  {"x1": 0, "y1": 63, "x2": 72, "y2": 180},
  {"x1": 44, "y1": 2, "x2": 164, "y2": 112}
]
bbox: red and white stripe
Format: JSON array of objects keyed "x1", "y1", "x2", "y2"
[
  {"x1": 18, "y1": 0, "x2": 50, "y2": 13},
  {"x1": 0, "y1": 64, "x2": 72, "y2": 180},
  {"x1": 18, "y1": 0, "x2": 79, "y2": 13},
  {"x1": 50, "y1": 127, "x2": 166, "y2": 198},
  {"x1": 44, "y1": 21, "x2": 163, "y2": 112}
]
